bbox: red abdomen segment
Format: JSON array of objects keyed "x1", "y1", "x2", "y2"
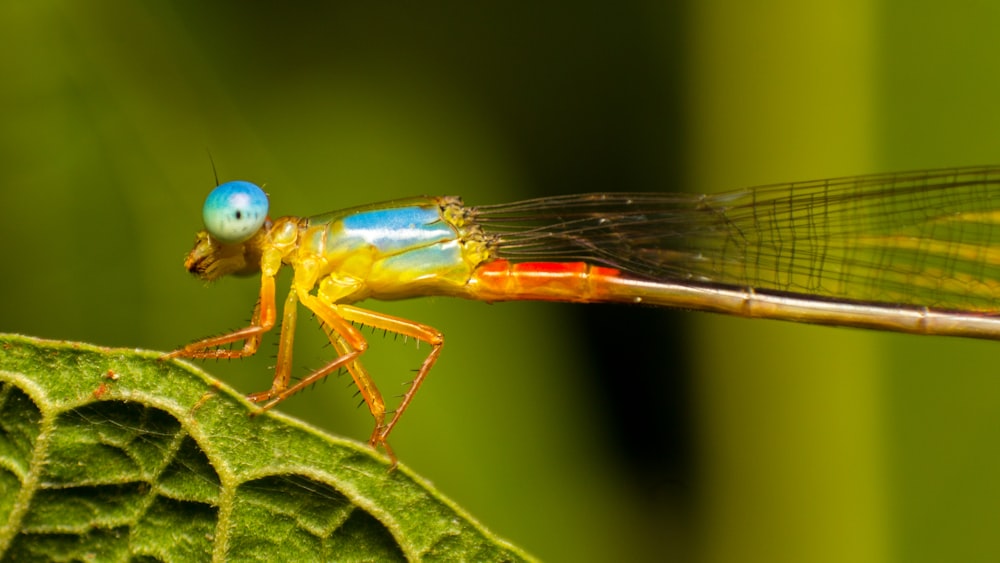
[{"x1": 468, "y1": 260, "x2": 633, "y2": 303}]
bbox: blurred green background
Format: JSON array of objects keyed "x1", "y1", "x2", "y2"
[{"x1": 3, "y1": 1, "x2": 1000, "y2": 561}]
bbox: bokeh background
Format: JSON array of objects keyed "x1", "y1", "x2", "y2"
[{"x1": 3, "y1": 1, "x2": 1000, "y2": 561}]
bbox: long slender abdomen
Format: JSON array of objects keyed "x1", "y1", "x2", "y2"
[{"x1": 466, "y1": 259, "x2": 1000, "y2": 339}]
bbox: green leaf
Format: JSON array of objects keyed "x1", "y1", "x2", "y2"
[{"x1": 0, "y1": 334, "x2": 532, "y2": 562}]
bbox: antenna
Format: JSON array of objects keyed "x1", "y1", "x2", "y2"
[{"x1": 207, "y1": 150, "x2": 220, "y2": 186}]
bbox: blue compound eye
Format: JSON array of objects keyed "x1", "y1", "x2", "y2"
[{"x1": 202, "y1": 181, "x2": 269, "y2": 244}]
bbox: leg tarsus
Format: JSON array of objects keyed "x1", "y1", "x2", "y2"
[
  {"x1": 164, "y1": 273, "x2": 279, "y2": 361},
  {"x1": 376, "y1": 437, "x2": 398, "y2": 470}
]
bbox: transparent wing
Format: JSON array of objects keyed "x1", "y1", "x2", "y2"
[{"x1": 473, "y1": 166, "x2": 1000, "y2": 312}]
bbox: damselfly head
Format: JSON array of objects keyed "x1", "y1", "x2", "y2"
[{"x1": 184, "y1": 228, "x2": 268, "y2": 280}]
